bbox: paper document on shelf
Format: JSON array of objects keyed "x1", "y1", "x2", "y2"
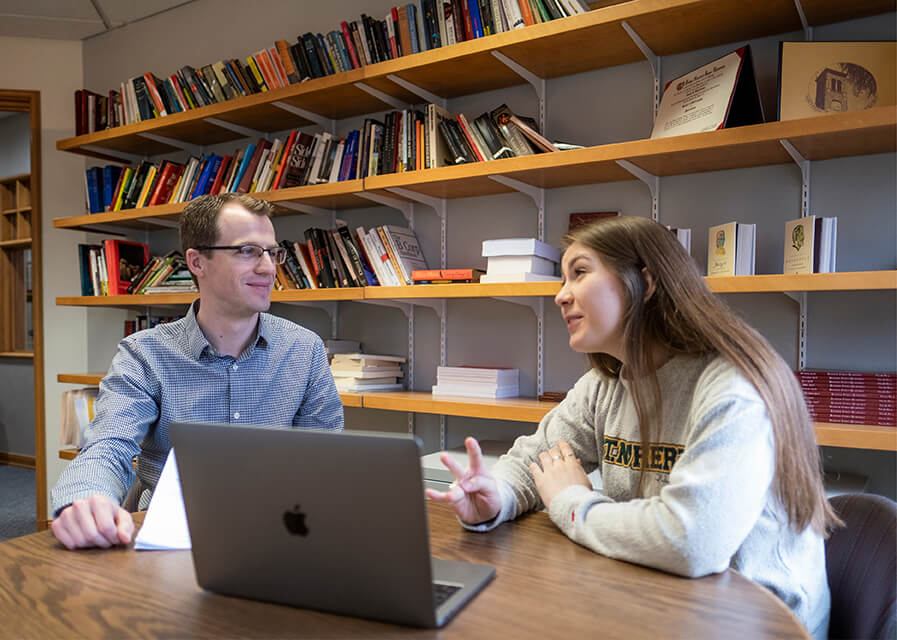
[{"x1": 133, "y1": 449, "x2": 192, "y2": 550}]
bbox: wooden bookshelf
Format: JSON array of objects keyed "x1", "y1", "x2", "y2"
[
  {"x1": 0, "y1": 238, "x2": 31, "y2": 249},
  {"x1": 0, "y1": 351, "x2": 34, "y2": 358},
  {"x1": 54, "y1": 0, "x2": 893, "y2": 159},
  {"x1": 55, "y1": 271, "x2": 897, "y2": 308},
  {"x1": 52, "y1": 377, "x2": 896, "y2": 451},
  {"x1": 366, "y1": 108, "x2": 896, "y2": 199},
  {"x1": 57, "y1": 373, "x2": 365, "y2": 409},
  {"x1": 52, "y1": 108, "x2": 896, "y2": 231},
  {"x1": 53, "y1": 180, "x2": 371, "y2": 232},
  {"x1": 362, "y1": 391, "x2": 559, "y2": 422}
]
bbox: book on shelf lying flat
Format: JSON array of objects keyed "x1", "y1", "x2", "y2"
[
  {"x1": 481, "y1": 237, "x2": 561, "y2": 262},
  {"x1": 437, "y1": 366, "x2": 519, "y2": 385},
  {"x1": 783, "y1": 216, "x2": 838, "y2": 274},
  {"x1": 486, "y1": 254, "x2": 557, "y2": 275},
  {"x1": 707, "y1": 221, "x2": 755, "y2": 276},
  {"x1": 411, "y1": 268, "x2": 484, "y2": 283},
  {"x1": 480, "y1": 272, "x2": 561, "y2": 283},
  {"x1": 336, "y1": 381, "x2": 404, "y2": 392},
  {"x1": 330, "y1": 368, "x2": 403, "y2": 378},
  {"x1": 331, "y1": 353, "x2": 406, "y2": 364},
  {"x1": 431, "y1": 384, "x2": 520, "y2": 399}
]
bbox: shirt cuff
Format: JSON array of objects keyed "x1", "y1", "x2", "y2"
[{"x1": 547, "y1": 484, "x2": 607, "y2": 538}]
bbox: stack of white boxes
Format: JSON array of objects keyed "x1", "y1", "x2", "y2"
[{"x1": 480, "y1": 238, "x2": 561, "y2": 283}]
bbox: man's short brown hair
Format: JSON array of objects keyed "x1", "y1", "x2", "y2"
[{"x1": 179, "y1": 193, "x2": 273, "y2": 256}]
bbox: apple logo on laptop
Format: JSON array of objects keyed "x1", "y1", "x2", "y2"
[{"x1": 283, "y1": 504, "x2": 309, "y2": 536}]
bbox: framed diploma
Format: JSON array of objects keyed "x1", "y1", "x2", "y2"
[
  {"x1": 650, "y1": 45, "x2": 764, "y2": 139},
  {"x1": 777, "y1": 41, "x2": 896, "y2": 121}
]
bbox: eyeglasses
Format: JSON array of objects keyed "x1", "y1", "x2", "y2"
[{"x1": 195, "y1": 244, "x2": 288, "y2": 265}]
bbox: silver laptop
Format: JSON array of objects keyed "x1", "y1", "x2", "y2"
[{"x1": 169, "y1": 422, "x2": 495, "y2": 628}]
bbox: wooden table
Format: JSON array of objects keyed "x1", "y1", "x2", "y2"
[{"x1": 0, "y1": 502, "x2": 809, "y2": 639}]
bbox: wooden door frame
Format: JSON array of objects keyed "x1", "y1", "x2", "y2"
[{"x1": 0, "y1": 89, "x2": 45, "y2": 527}]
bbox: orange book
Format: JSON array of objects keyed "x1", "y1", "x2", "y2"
[
  {"x1": 274, "y1": 40, "x2": 299, "y2": 83},
  {"x1": 268, "y1": 46, "x2": 290, "y2": 86},
  {"x1": 252, "y1": 50, "x2": 279, "y2": 90},
  {"x1": 517, "y1": 0, "x2": 536, "y2": 25}
]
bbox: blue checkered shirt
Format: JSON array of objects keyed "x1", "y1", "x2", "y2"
[{"x1": 51, "y1": 302, "x2": 343, "y2": 515}]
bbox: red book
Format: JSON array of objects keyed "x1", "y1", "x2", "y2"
[
  {"x1": 272, "y1": 129, "x2": 298, "y2": 190},
  {"x1": 142, "y1": 73, "x2": 168, "y2": 117},
  {"x1": 389, "y1": 8, "x2": 400, "y2": 58},
  {"x1": 341, "y1": 21, "x2": 361, "y2": 68},
  {"x1": 455, "y1": 115, "x2": 485, "y2": 161},
  {"x1": 148, "y1": 164, "x2": 181, "y2": 206},
  {"x1": 103, "y1": 239, "x2": 150, "y2": 296},
  {"x1": 108, "y1": 168, "x2": 128, "y2": 211},
  {"x1": 209, "y1": 155, "x2": 232, "y2": 196},
  {"x1": 236, "y1": 139, "x2": 271, "y2": 193},
  {"x1": 796, "y1": 370, "x2": 897, "y2": 382},
  {"x1": 460, "y1": 0, "x2": 475, "y2": 40}
]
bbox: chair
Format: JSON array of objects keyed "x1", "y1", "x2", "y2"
[{"x1": 826, "y1": 493, "x2": 897, "y2": 640}]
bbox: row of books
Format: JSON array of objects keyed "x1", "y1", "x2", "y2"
[
  {"x1": 123, "y1": 315, "x2": 180, "y2": 337},
  {"x1": 275, "y1": 224, "x2": 428, "y2": 291},
  {"x1": 330, "y1": 353, "x2": 407, "y2": 392},
  {"x1": 82, "y1": 102, "x2": 556, "y2": 214},
  {"x1": 707, "y1": 216, "x2": 837, "y2": 277},
  {"x1": 796, "y1": 370, "x2": 896, "y2": 427},
  {"x1": 78, "y1": 241, "x2": 194, "y2": 297},
  {"x1": 73, "y1": 1, "x2": 591, "y2": 134}
]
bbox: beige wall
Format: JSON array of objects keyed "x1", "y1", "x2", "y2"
[{"x1": 0, "y1": 36, "x2": 86, "y2": 507}]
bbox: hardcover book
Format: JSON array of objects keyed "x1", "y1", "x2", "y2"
[
  {"x1": 707, "y1": 221, "x2": 756, "y2": 276},
  {"x1": 783, "y1": 216, "x2": 837, "y2": 274},
  {"x1": 103, "y1": 239, "x2": 150, "y2": 296}
]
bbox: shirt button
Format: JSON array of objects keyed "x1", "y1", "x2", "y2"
[
  {"x1": 232, "y1": 364, "x2": 238, "y2": 371},
  {"x1": 233, "y1": 412, "x2": 240, "y2": 420}
]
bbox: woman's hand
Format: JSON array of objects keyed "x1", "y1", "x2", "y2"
[
  {"x1": 424, "y1": 437, "x2": 502, "y2": 525},
  {"x1": 531, "y1": 440, "x2": 592, "y2": 509}
]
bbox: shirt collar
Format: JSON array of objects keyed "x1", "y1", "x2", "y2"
[{"x1": 184, "y1": 300, "x2": 270, "y2": 360}]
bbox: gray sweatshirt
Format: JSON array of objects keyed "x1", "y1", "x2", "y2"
[{"x1": 466, "y1": 353, "x2": 829, "y2": 639}]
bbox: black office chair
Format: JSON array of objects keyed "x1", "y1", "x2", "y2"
[{"x1": 826, "y1": 493, "x2": 897, "y2": 640}]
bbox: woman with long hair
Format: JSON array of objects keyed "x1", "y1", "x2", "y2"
[{"x1": 426, "y1": 216, "x2": 840, "y2": 639}]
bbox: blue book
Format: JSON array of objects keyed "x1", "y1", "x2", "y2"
[
  {"x1": 162, "y1": 79, "x2": 182, "y2": 113},
  {"x1": 467, "y1": 0, "x2": 484, "y2": 38},
  {"x1": 331, "y1": 31, "x2": 352, "y2": 72},
  {"x1": 316, "y1": 33, "x2": 335, "y2": 75},
  {"x1": 200, "y1": 155, "x2": 222, "y2": 195},
  {"x1": 230, "y1": 145, "x2": 256, "y2": 192},
  {"x1": 406, "y1": 4, "x2": 421, "y2": 54},
  {"x1": 77, "y1": 244, "x2": 94, "y2": 295},
  {"x1": 339, "y1": 130, "x2": 360, "y2": 181},
  {"x1": 85, "y1": 167, "x2": 103, "y2": 214},
  {"x1": 102, "y1": 165, "x2": 122, "y2": 211},
  {"x1": 190, "y1": 155, "x2": 216, "y2": 200}
]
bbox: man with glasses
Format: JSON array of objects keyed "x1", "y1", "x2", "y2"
[{"x1": 51, "y1": 194, "x2": 343, "y2": 550}]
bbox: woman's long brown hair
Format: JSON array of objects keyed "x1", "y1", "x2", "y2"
[{"x1": 566, "y1": 216, "x2": 841, "y2": 535}]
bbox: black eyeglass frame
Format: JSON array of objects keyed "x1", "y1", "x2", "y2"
[{"x1": 194, "y1": 244, "x2": 288, "y2": 265}]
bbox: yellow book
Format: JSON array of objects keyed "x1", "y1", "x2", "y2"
[
  {"x1": 112, "y1": 168, "x2": 133, "y2": 211},
  {"x1": 135, "y1": 165, "x2": 157, "y2": 208},
  {"x1": 246, "y1": 57, "x2": 268, "y2": 92}
]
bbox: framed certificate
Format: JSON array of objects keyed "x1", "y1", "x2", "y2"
[
  {"x1": 650, "y1": 45, "x2": 764, "y2": 139},
  {"x1": 777, "y1": 41, "x2": 896, "y2": 121}
]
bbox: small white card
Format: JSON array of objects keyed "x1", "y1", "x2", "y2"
[{"x1": 133, "y1": 449, "x2": 192, "y2": 551}]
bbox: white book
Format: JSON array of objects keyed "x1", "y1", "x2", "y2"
[
  {"x1": 480, "y1": 272, "x2": 561, "y2": 283},
  {"x1": 248, "y1": 148, "x2": 270, "y2": 191},
  {"x1": 432, "y1": 384, "x2": 520, "y2": 399},
  {"x1": 331, "y1": 368, "x2": 403, "y2": 379},
  {"x1": 307, "y1": 132, "x2": 332, "y2": 185},
  {"x1": 481, "y1": 237, "x2": 561, "y2": 262},
  {"x1": 665, "y1": 226, "x2": 692, "y2": 255},
  {"x1": 337, "y1": 382, "x2": 404, "y2": 392},
  {"x1": 487, "y1": 254, "x2": 557, "y2": 275},
  {"x1": 327, "y1": 140, "x2": 345, "y2": 183},
  {"x1": 367, "y1": 229, "x2": 403, "y2": 286},
  {"x1": 707, "y1": 221, "x2": 755, "y2": 276},
  {"x1": 292, "y1": 241, "x2": 318, "y2": 289},
  {"x1": 437, "y1": 366, "x2": 518, "y2": 384},
  {"x1": 500, "y1": 0, "x2": 526, "y2": 29},
  {"x1": 783, "y1": 216, "x2": 838, "y2": 274},
  {"x1": 331, "y1": 353, "x2": 407, "y2": 363},
  {"x1": 334, "y1": 375, "x2": 398, "y2": 386},
  {"x1": 442, "y1": 1, "x2": 457, "y2": 44},
  {"x1": 426, "y1": 102, "x2": 455, "y2": 169},
  {"x1": 437, "y1": 0, "x2": 449, "y2": 43},
  {"x1": 491, "y1": 0, "x2": 506, "y2": 32},
  {"x1": 355, "y1": 226, "x2": 387, "y2": 286},
  {"x1": 382, "y1": 225, "x2": 429, "y2": 285}
]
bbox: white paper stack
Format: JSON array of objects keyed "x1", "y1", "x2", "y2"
[
  {"x1": 330, "y1": 353, "x2": 406, "y2": 392},
  {"x1": 432, "y1": 366, "x2": 519, "y2": 398},
  {"x1": 479, "y1": 238, "x2": 561, "y2": 283}
]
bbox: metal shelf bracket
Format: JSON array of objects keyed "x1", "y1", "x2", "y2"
[
  {"x1": 488, "y1": 175, "x2": 546, "y2": 241},
  {"x1": 137, "y1": 132, "x2": 203, "y2": 156},
  {"x1": 784, "y1": 291, "x2": 808, "y2": 370},
  {"x1": 203, "y1": 117, "x2": 267, "y2": 140},
  {"x1": 271, "y1": 102, "x2": 336, "y2": 133},
  {"x1": 353, "y1": 82, "x2": 411, "y2": 112},
  {"x1": 356, "y1": 191, "x2": 414, "y2": 222},
  {"x1": 616, "y1": 159, "x2": 660, "y2": 222},
  {"x1": 491, "y1": 51, "x2": 546, "y2": 132},
  {"x1": 780, "y1": 139, "x2": 811, "y2": 218},
  {"x1": 621, "y1": 20, "x2": 662, "y2": 117},
  {"x1": 386, "y1": 74, "x2": 447, "y2": 108}
]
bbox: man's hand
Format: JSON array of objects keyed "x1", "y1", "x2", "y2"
[
  {"x1": 531, "y1": 440, "x2": 592, "y2": 509},
  {"x1": 424, "y1": 437, "x2": 502, "y2": 525},
  {"x1": 51, "y1": 494, "x2": 134, "y2": 550}
]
